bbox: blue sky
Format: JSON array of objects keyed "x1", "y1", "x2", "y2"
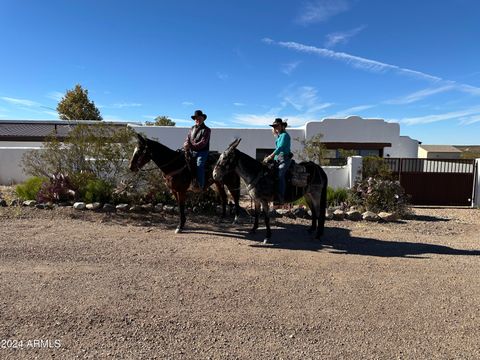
[{"x1": 1, "y1": 0, "x2": 480, "y2": 144}]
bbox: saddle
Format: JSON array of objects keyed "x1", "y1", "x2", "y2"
[
  {"x1": 185, "y1": 150, "x2": 219, "y2": 190},
  {"x1": 289, "y1": 161, "x2": 309, "y2": 187}
]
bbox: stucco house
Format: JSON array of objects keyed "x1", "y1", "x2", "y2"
[{"x1": 418, "y1": 145, "x2": 462, "y2": 159}]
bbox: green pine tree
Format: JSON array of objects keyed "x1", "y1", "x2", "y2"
[{"x1": 56, "y1": 84, "x2": 102, "y2": 121}]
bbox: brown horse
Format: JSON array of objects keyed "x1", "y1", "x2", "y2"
[
  {"x1": 129, "y1": 133, "x2": 241, "y2": 233},
  {"x1": 213, "y1": 139, "x2": 328, "y2": 242}
]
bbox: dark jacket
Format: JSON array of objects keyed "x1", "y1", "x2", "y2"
[{"x1": 185, "y1": 123, "x2": 211, "y2": 152}]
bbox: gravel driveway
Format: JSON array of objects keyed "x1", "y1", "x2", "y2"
[{"x1": 0, "y1": 206, "x2": 479, "y2": 359}]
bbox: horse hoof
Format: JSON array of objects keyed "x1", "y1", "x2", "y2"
[
  {"x1": 263, "y1": 238, "x2": 270, "y2": 244},
  {"x1": 232, "y1": 216, "x2": 239, "y2": 225},
  {"x1": 175, "y1": 228, "x2": 182, "y2": 234}
]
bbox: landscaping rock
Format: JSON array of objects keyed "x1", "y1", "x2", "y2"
[
  {"x1": 102, "y1": 203, "x2": 115, "y2": 212},
  {"x1": 0, "y1": 199, "x2": 7, "y2": 207},
  {"x1": 333, "y1": 209, "x2": 345, "y2": 220},
  {"x1": 141, "y1": 204, "x2": 154, "y2": 212},
  {"x1": 116, "y1": 204, "x2": 129, "y2": 211},
  {"x1": 23, "y1": 200, "x2": 37, "y2": 207},
  {"x1": 9, "y1": 199, "x2": 19, "y2": 207},
  {"x1": 154, "y1": 204, "x2": 164, "y2": 212},
  {"x1": 268, "y1": 208, "x2": 278, "y2": 218},
  {"x1": 346, "y1": 210, "x2": 362, "y2": 221},
  {"x1": 129, "y1": 205, "x2": 143, "y2": 212},
  {"x1": 378, "y1": 212, "x2": 399, "y2": 222},
  {"x1": 73, "y1": 202, "x2": 86, "y2": 210},
  {"x1": 325, "y1": 209, "x2": 334, "y2": 220},
  {"x1": 362, "y1": 211, "x2": 380, "y2": 222},
  {"x1": 86, "y1": 202, "x2": 102, "y2": 211},
  {"x1": 292, "y1": 207, "x2": 307, "y2": 219},
  {"x1": 275, "y1": 209, "x2": 290, "y2": 217},
  {"x1": 163, "y1": 205, "x2": 175, "y2": 214}
]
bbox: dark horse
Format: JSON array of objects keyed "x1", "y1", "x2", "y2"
[
  {"x1": 213, "y1": 139, "x2": 328, "y2": 242},
  {"x1": 129, "y1": 134, "x2": 241, "y2": 233}
]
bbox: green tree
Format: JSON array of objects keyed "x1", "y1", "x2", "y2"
[
  {"x1": 294, "y1": 133, "x2": 329, "y2": 165},
  {"x1": 145, "y1": 115, "x2": 176, "y2": 126},
  {"x1": 56, "y1": 84, "x2": 102, "y2": 120}
]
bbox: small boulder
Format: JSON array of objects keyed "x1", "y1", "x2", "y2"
[
  {"x1": 346, "y1": 210, "x2": 362, "y2": 221},
  {"x1": 86, "y1": 202, "x2": 102, "y2": 211},
  {"x1": 378, "y1": 212, "x2": 398, "y2": 222},
  {"x1": 362, "y1": 211, "x2": 380, "y2": 222},
  {"x1": 0, "y1": 199, "x2": 7, "y2": 207},
  {"x1": 116, "y1": 203, "x2": 129, "y2": 211},
  {"x1": 9, "y1": 199, "x2": 20, "y2": 207},
  {"x1": 154, "y1": 204, "x2": 164, "y2": 212},
  {"x1": 141, "y1": 203, "x2": 154, "y2": 212},
  {"x1": 325, "y1": 209, "x2": 334, "y2": 220},
  {"x1": 163, "y1": 205, "x2": 175, "y2": 214},
  {"x1": 23, "y1": 200, "x2": 37, "y2": 207},
  {"x1": 333, "y1": 209, "x2": 345, "y2": 220},
  {"x1": 102, "y1": 203, "x2": 115, "y2": 212},
  {"x1": 292, "y1": 207, "x2": 307, "y2": 219},
  {"x1": 129, "y1": 205, "x2": 143, "y2": 212},
  {"x1": 73, "y1": 202, "x2": 86, "y2": 210}
]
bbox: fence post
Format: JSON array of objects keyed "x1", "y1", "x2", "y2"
[
  {"x1": 474, "y1": 159, "x2": 480, "y2": 207},
  {"x1": 348, "y1": 156, "x2": 362, "y2": 188}
]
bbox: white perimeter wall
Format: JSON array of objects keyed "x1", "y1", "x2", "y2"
[
  {"x1": 475, "y1": 159, "x2": 480, "y2": 207},
  {"x1": 0, "y1": 147, "x2": 40, "y2": 185}
]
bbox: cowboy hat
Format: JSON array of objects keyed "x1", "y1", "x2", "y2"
[
  {"x1": 269, "y1": 118, "x2": 287, "y2": 127},
  {"x1": 191, "y1": 110, "x2": 207, "y2": 120}
]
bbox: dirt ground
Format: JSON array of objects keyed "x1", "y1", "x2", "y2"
[{"x1": 0, "y1": 205, "x2": 479, "y2": 359}]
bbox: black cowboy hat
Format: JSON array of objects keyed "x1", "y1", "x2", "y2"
[
  {"x1": 269, "y1": 118, "x2": 287, "y2": 127},
  {"x1": 191, "y1": 110, "x2": 207, "y2": 120}
]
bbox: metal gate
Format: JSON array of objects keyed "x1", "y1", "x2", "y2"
[{"x1": 385, "y1": 158, "x2": 476, "y2": 206}]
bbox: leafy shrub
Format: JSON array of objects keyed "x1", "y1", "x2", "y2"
[
  {"x1": 83, "y1": 179, "x2": 113, "y2": 203},
  {"x1": 15, "y1": 176, "x2": 46, "y2": 200},
  {"x1": 327, "y1": 187, "x2": 348, "y2": 207},
  {"x1": 22, "y1": 123, "x2": 137, "y2": 191},
  {"x1": 37, "y1": 173, "x2": 76, "y2": 203},
  {"x1": 362, "y1": 156, "x2": 394, "y2": 180},
  {"x1": 347, "y1": 177, "x2": 411, "y2": 217}
]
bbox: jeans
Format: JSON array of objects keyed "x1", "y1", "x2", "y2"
[
  {"x1": 277, "y1": 157, "x2": 292, "y2": 201},
  {"x1": 193, "y1": 150, "x2": 208, "y2": 188}
]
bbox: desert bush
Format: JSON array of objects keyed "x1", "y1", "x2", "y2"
[
  {"x1": 36, "y1": 173, "x2": 76, "y2": 203},
  {"x1": 83, "y1": 179, "x2": 114, "y2": 204},
  {"x1": 347, "y1": 177, "x2": 411, "y2": 216},
  {"x1": 327, "y1": 187, "x2": 348, "y2": 207},
  {"x1": 22, "y1": 123, "x2": 137, "y2": 203},
  {"x1": 362, "y1": 156, "x2": 394, "y2": 180},
  {"x1": 15, "y1": 176, "x2": 46, "y2": 200}
]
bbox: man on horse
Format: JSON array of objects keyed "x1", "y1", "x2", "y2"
[
  {"x1": 183, "y1": 110, "x2": 211, "y2": 191},
  {"x1": 264, "y1": 118, "x2": 292, "y2": 204}
]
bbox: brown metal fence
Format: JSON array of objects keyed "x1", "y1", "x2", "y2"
[{"x1": 384, "y1": 158, "x2": 476, "y2": 206}]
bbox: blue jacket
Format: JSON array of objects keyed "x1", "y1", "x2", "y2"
[{"x1": 273, "y1": 132, "x2": 291, "y2": 161}]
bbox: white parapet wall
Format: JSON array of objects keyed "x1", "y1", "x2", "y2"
[{"x1": 0, "y1": 147, "x2": 40, "y2": 185}]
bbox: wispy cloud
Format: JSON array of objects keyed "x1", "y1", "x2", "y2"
[
  {"x1": 233, "y1": 113, "x2": 315, "y2": 127},
  {"x1": 233, "y1": 102, "x2": 245, "y2": 107},
  {"x1": 459, "y1": 114, "x2": 480, "y2": 125},
  {"x1": 281, "y1": 86, "x2": 332, "y2": 114},
  {"x1": 325, "y1": 25, "x2": 366, "y2": 48},
  {"x1": 182, "y1": 101, "x2": 194, "y2": 106},
  {"x1": 111, "y1": 102, "x2": 142, "y2": 108},
  {"x1": 216, "y1": 72, "x2": 229, "y2": 80},
  {"x1": 281, "y1": 61, "x2": 301, "y2": 75},
  {"x1": 46, "y1": 91, "x2": 64, "y2": 102},
  {"x1": 296, "y1": 0, "x2": 350, "y2": 25},
  {"x1": 327, "y1": 104, "x2": 375, "y2": 118},
  {"x1": 1, "y1": 96, "x2": 41, "y2": 107},
  {"x1": 394, "y1": 106, "x2": 480, "y2": 125},
  {"x1": 385, "y1": 85, "x2": 456, "y2": 105},
  {"x1": 263, "y1": 38, "x2": 442, "y2": 82}
]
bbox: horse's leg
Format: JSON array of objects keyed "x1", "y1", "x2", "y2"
[
  {"x1": 175, "y1": 191, "x2": 187, "y2": 234},
  {"x1": 261, "y1": 200, "x2": 271, "y2": 243},
  {"x1": 249, "y1": 200, "x2": 260, "y2": 234},
  {"x1": 214, "y1": 182, "x2": 228, "y2": 219},
  {"x1": 304, "y1": 193, "x2": 317, "y2": 234},
  {"x1": 226, "y1": 180, "x2": 241, "y2": 224},
  {"x1": 316, "y1": 183, "x2": 327, "y2": 240}
]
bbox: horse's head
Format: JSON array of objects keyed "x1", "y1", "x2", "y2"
[
  {"x1": 129, "y1": 133, "x2": 152, "y2": 172},
  {"x1": 213, "y1": 138, "x2": 241, "y2": 181}
]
